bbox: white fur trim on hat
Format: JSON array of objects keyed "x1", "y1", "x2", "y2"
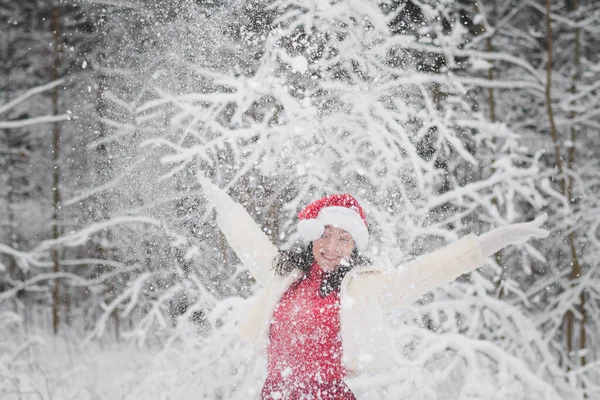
[{"x1": 298, "y1": 206, "x2": 369, "y2": 250}]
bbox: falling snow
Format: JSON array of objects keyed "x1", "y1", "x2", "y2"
[{"x1": 1, "y1": 0, "x2": 600, "y2": 400}]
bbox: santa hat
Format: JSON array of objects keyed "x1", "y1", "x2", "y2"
[{"x1": 297, "y1": 194, "x2": 369, "y2": 251}]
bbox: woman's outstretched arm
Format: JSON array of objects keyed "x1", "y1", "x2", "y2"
[
  {"x1": 352, "y1": 215, "x2": 549, "y2": 311},
  {"x1": 198, "y1": 174, "x2": 279, "y2": 285}
]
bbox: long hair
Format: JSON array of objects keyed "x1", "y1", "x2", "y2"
[{"x1": 273, "y1": 243, "x2": 369, "y2": 297}]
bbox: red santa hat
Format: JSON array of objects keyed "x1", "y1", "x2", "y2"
[{"x1": 297, "y1": 194, "x2": 369, "y2": 251}]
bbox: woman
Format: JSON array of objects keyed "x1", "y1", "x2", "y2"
[{"x1": 198, "y1": 176, "x2": 548, "y2": 399}]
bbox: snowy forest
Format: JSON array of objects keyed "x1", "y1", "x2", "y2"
[{"x1": 1, "y1": 0, "x2": 599, "y2": 398}]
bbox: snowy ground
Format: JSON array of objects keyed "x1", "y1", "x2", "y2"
[
  {"x1": 1, "y1": 322, "x2": 150, "y2": 399},
  {"x1": 1, "y1": 302, "x2": 568, "y2": 400}
]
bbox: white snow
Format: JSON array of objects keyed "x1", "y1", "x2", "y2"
[
  {"x1": 1, "y1": 1, "x2": 597, "y2": 399},
  {"x1": 471, "y1": 58, "x2": 494, "y2": 70},
  {"x1": 290, "y1": 55, "x2": 308, "y2": 73},
  {"x1": 358, "y1": 353, "x2": 373, "y2": 363}
]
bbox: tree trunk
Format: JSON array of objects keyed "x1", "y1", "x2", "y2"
[
  {"x1": 2, "y1": 25, "x2": 20, "y2": 311},
  {"x1": 486, "y1": 36, "x2": 496, "y2": 125},
  {"x1": 114, "y1": 309, "x2": 120, "y2": 342},
  {"x1": 50, "y1": 2, "x2": 63, "y2": 336},
  {"x1": 5, "y1": 128, "x2": 19, "y2": 303},
  {"x1": 485, "y1": 24, "x2": 505, "y2": 298},
  {"x1": 544, "y1": 0, "x2": 565, "y2": 193},
  {"x1": 566, "y1": 0, "x2": 587, "y2": 373},
  {"x1": 544, "y1": 0, "x2": 584, "y2": 374}
]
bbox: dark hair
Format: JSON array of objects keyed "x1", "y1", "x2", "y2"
[{"x1": 273, "y1": 243, "x2": 370, "y2": 297}]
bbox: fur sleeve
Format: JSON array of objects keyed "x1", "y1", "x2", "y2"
[
  {"x1": 199, "y1": 176, "x2": 279, "y2": 285},
  {"x1": 348, "y1": 234, "x2": 485, "y2": 311}
]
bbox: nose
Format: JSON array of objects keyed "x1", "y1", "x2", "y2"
[{"x1": 322, "y1": 238, "x2": 341, "y2": 255}]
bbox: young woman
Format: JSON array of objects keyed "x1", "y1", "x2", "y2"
[{"x1": 198, "y1": 176, "x2": 549, "y2": 400}]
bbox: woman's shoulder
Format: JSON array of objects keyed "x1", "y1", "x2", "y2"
[{"x1": 341, "y1": 263, "x2": 388, "y2": 298}]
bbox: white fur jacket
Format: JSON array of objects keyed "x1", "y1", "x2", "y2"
[{"x1": 199, "y1": 177, "x2": 485, "y2": 372}]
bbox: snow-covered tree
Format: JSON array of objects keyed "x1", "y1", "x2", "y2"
[
  {"x1": 114, "y1": 0, "x2": 581, "y2": 397},
  {"x1": 2, "y1": 0, "x2": 600, "y2": 398}
]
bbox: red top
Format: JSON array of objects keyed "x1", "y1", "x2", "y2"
[{"x1": 267, "y1": 262, "x2": 347, "y2": 384}]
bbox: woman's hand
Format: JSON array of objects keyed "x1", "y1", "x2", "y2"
[{"x1": 478, "y1": 214, "x2": 550, "y2": 258}]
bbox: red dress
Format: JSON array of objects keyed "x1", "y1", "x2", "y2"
[{"x1": 260, "y1": 262, "x2": 356, "y2": 400}]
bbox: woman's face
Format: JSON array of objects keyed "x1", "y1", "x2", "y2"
[{"x1": 312, "y1": 225, "x2": 356, "y2": 272}]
